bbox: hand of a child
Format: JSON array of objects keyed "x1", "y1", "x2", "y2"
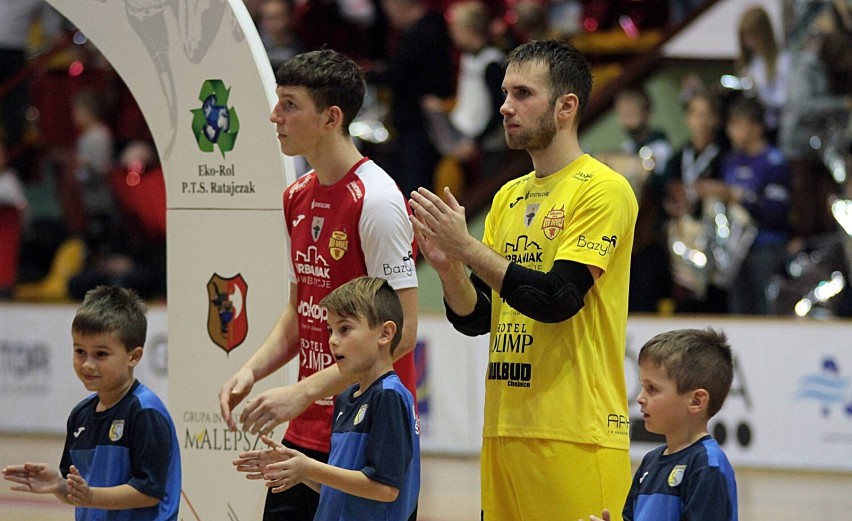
[
  {"x1": 66, "y1": 465, "x2": 93, "y2": 506},
  {"x1": 579, "y1": 508, "x2": 611, "y2": 521},
  {"x1": 264, "y1": 447, "x2": 311, "y2": 493},
  {"x1": 2, "y1": 462, "x2": 62, "y2": 494},
  {"x1": 233, "y1": 435, "x2": 289, "y2": 480}
]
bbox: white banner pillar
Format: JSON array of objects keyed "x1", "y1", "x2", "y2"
[{"x1": 43, "y1": 1, "x2": 296, "y2": 518}]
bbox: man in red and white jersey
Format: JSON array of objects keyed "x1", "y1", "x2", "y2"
[{"x1": 218, "y1": 49, "x2": 418, "y2": 521}]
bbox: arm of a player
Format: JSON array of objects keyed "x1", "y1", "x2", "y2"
[
  {"x1": 220, "y1": 284, "x2": 301, "y2": 431},
  {"x1": 65, "y1": 466, "x2": 159, "y2": 509},
  {"x1": 252, "y1": 287, "x2": 419, "y2": 432},
  {"x1": 265, "y1": 448, "x2": 399, "y2": 502},
  {"x1": 2, "y1": 462, "x2": 69, "y2": 503}
]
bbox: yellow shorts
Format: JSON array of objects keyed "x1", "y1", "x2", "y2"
[{"x1": 481, "y1": 437, "x2": 631, "y2": 521}]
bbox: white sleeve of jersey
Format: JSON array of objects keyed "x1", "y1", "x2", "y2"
[{"x1": 358, "y1": 172, "x2": 418, "y2": 290}]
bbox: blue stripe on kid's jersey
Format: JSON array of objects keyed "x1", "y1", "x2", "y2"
[
  {"x1": 70, "y1": 445, "x2": 131, "y2": 488},
  {"x1": 634, "y1": 493, "x2": 681, "y2": 521}
]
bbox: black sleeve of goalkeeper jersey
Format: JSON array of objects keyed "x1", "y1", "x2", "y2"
[
  {"x1": 444, "y1": 272, "x2": 492, "y2": 337},
  {"x1": 499, "y1": 260, "x2": 594, "y2": 323}
]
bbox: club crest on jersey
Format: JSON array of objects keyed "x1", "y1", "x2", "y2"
[
  {"x1": 207, "y1": 273, "x2": 249, "y2": 353},
  {"x1": 312, "y1": 217, "x2": 324, "y2": 242},
  {"x1": 329, "y1": 231, "x2": 348, "y2": 260},
  {"x1": 541, "y1": 206, "x2": 565, "y2": 239},
  {"x1": 524, "y1": 204, "x2": 539, "y2": 228},
  {"x1": 668, "y1": 464, "x2": 687, "y2": 487},
  {"x1": 109, "y1": 420, "x2": 125, "y2": 442},
  {"x1": 354, "y1": 403, "x2": 368, "y2": 425}
]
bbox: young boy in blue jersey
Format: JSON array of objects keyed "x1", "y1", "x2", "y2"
[
  {"x1": 582, "y1": 328, "x2": 738, "y2": 521},
  {"x1": 233, "y1": 276, "x2": 420, "y2": 521},
  {"x1": 2, "y1": 286, "x2": 181, "y2": 520}
]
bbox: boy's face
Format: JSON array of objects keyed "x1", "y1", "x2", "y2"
[
  {"x1": 685, "y1": 97, "x2": 718, "y2": 142},
  {"x1": 500, "y1": 61, "x2": 559, "y2": 151},
  {"x1": 72, "y1": 330, "x2": 141, "y2": 402},
  {"x1": 636, "y1": 361, "x2": 692, "y2": 436},
  {"x1": 326, "y1": 312, "x2": 390, "y2": 381},
  {"x1": 269, "y1": 85, "x2": 328, "y2": 157},
  {"x1": 726, "y1": 114, "x2": 760, "y2": 152}
]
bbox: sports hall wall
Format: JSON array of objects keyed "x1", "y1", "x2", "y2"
[{"x1": 4, "y1": 305, "x2": 852, "y2": 473}]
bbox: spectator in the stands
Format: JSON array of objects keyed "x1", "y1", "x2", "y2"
[
  {"x1": 69, "y1": 140, "x2": 166, "y2": 301},
  {"x1": 71, "y1": 88, "x2": 117, "y2": 244},
  {"x1": 259, "y1": 0, "x2": 305, "y2": 72},
  {"x1": 697, "y1": 95, "x2": 792, "y2": 315},
  {"x1": 421, "y1": 0, "x2": 505, "y2": 187},
  {"x1": 663, "y1": 90, "x2": 729, "y2": 314},
  {"x1": 737, "y1": 5, "x2": 791, "y2": 144},
  {"x1": 368, "y1": 0, "x2": 454, "y2": 196},
  {"x1": 614, "y1": 86, "x2": 673, "y2": 313},
  {"x1": 780, "y1": 5, "x2": 852, "y2": 238}
]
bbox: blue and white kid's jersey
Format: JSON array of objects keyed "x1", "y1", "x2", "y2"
[
  {"x1": 315, "y1": 371, "x2": 420, "y2": 521},
  {"x1": 60, "y1": 380, "x2": 181, "y2": 521},
  {"x1": 624, "y1": 435, "x2": 737, "y2": 521}
]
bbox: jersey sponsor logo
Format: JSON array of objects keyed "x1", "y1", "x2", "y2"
[
  {"x1": 668, "y1": 464, "x2": 687, "y2": 487},
  {"x1": 311, "y1": 216, "x2": 324, "y2": 242},
  {"x1": 524, "y1": 204, "x2": 540, "y2": 227},
  {"x1": 73, "y1": 426, "x2": 86, "y2": 438},
  {"x1": 573, "y1": 171, "x2": 592, "y2": 182},
  {"x1": 413, "y1": 406, "x2": 420, "y2": 436},
  {"x1": 487, "y1": 362, "x2": 532, "y2": 388},
  {"x1": 207, "y1": 273, "x2": 249, "y2": 353},
  {"x1": 292, "y1": 214, "x2": 305, "y2": 228},
  {"x1": 509, "y1": 196, "x2": 524, "y2": 208},
  {"x1": 298, "y1": 296, "x2": 329, "y2": 322},
  {"x1": 288, "y1": 174, "x2": 311, "y2": 198},
  {"x1": 346, "y1": 180, "x2": 364, "y2": 201},
  {"x1": 311, "y1": 200, "x2": 331, "y2": 209},
  {"x1": 294, "y1": 246, "x2": 332, "y2": 287},
  {"x1": 576, "y1": 235, "x2": 617, "y2": 256},
  {"x1": 541, "y1": 206, "x2": 565, "y2": 240},
  {"x1": 329, "y1": 231, "x2": 348, "y2": 260},
  {"x1": 354, "y1": 403, "x2": 368, "y2": 425},
  {"x1": 639, "y1": 471, "x2": 649, "y2": 484},
  {"x1": 109, "y1": 420, "x2": 125, "y2": 442},
  {"x1": 503, "y1": 235, "x2": 542, "y2": 265},
  {"x1": 383, "y1": 250, "x2": 415, "y2": 278},
  {"x1": 491, "y1": 328, "x2": 533, "y2": 354},
  {"x1": 300, "y1": 334, "x2": 332, "y2": 371},
  {"x1": 607, "y1": 413, "x2": 630, "y2": 436}
]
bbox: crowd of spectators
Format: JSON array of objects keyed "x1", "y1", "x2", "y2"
[{"x1": 0, "y1": 0, "x2": 850, "y2": 318}]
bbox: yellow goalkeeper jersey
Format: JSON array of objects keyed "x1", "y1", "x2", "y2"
[{"x1": 481, "y1": 154, "x2": 638, "y2": 449}]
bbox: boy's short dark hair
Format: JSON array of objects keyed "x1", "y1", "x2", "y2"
[
  {"x1": 726, "y1": 94, "x2": 764, "y2": 126},
  {"x1": 72, "y1": 286, "x2": 148, "y2": 351},
  {"x1": 638, "y1": 328, "x2": 733, "y2": 418},
  {"x1": 505, "y1": 39, "x2": 592, "y2": 123},
  {"x1": 320, "y1": 277, "x2": 404, "y2": 353},
  {"x1": 274, "y1": 49, "x2": 365, "y2": 134}
]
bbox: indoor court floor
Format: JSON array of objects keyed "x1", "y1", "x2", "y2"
[{"x1": 3, "y1": 433, "x2": 852, "y2": 520}]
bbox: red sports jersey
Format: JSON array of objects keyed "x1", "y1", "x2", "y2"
[{"x1": 282, "y1": 157, "x2": 418, "y2": 453}]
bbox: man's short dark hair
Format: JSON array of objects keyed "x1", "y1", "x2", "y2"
[
  {"x1": 275, "y1": 49, "x2": 366, "y2": 133},
  {"x1": 505, "y1": 40, "x2": 593, "y2": 122}
]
